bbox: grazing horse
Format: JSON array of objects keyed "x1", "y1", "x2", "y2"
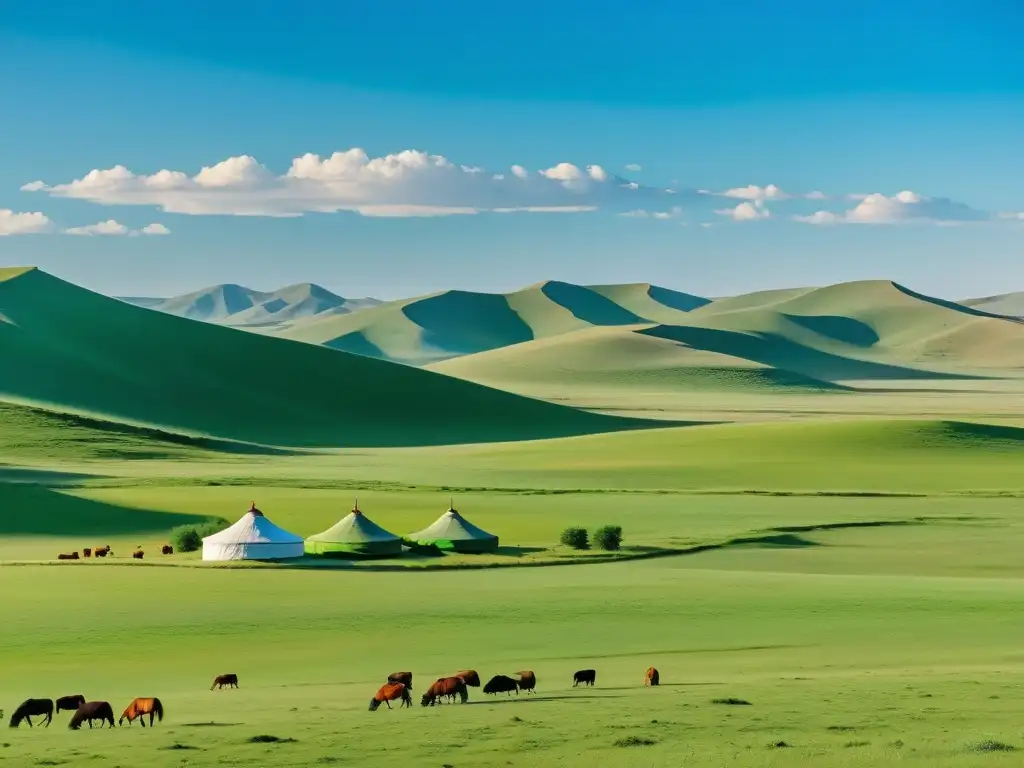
[
  {"x1": 57, "y1": 552, "x2": 79, "y2": 560},
  {"x1": 68, "y1": 702, "x2": 115, "y2": 730},
  {"x1": 9, "y1": 699, "x2": 54, "y2": 728},
  {"x1": 421, "y1": 677, "x2": 468, "y2": 706},
  {"x1": 368, "y1": 683, "x2": 412, "y2": 711},
  {"x1": 387, "y1": 671, "x2": 413, "y2": 690},
  {"x1": 515, "y1": 670, "x2": 537, "y2": 693},
  {"x1": 483, "y1": 675, "x2": 520, "y2": 696},
  {"x1": 93, "y1": 546, "x2": 111, "y2": 558},
  {"x1": 211, "y1": 674, "x2": 238, "y2": 690},
  {"x1": 454, "y1": 669, "x2": 480, "y2": 687},
  {"x1": 573, "y1": 669, "x2": 596, "y2": 687},
  {"x1": 82, "y1": 548, "x2": 92, "y2": 558},
  {"x1": 132, "y1": 549, "x2": 144, "y2": 559},
  {"x1": 161, "y1": 545, "x2": 173, "y2": 555},
  {"x1": 645, "y1": 667, "x2": 660, "y2": 686},
  {"x1": 119, "y1": 698, "x2": 164, "y2": 727},
  {"x1": 55, "y1": 695, "x2": 86, "y2": 714}
]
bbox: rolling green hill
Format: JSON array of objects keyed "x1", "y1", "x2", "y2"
[
  {"x1": 276, "y1": 280, "x2": 709, "y2": 364},
  {"x1": 0, "y1": 268, "x2": 655, "y2": 448}
]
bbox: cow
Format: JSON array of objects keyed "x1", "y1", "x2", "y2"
[
  {"x1": 161, "y1": 545, "x2": 173, "y2": 555},
  {"x1": 387, "y1": 671, "x2": 413, "y2": 690},
  {"x1": 421, "y1": 677, "x2": 468, "y2": 706},
  {"x1": 82, "y1": 548, "x2": 92, "y2": 558},
  {"x1": 645, "y1": 667, "x2": 660, "y2": 686},
  {"x1": 55, "y1": 695, "x2": 87, "y2": 714},
  {"x1": 132, "y1": 550, "x2": 144, "y2": 560},
  {"x1": 57, "y1": 552, "x2": 79, "y2": 560},
  {"x1": 369, "y1": 683, "x2": 412, "y2": 711},
  {"x1": 211, "y1": 674, "x2": 238, "y2": 690},
  {"x1": 483, "y1": 675, "x2": 519, "y2": 696},
  {"x1": 515, "y1": 670, "x2": 537, "y2": 694},
  {"x1": 573, "y1": 669, "x2": 596, "y2": 687},
  {"x1": 454, "y1": 669, "x2": 480, "y2": 687},
  {"x1": 93, "y1": 546, "x2": 111, "y2": 558}
]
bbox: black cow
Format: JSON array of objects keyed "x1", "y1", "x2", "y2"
[
  {"x1": 573, "y1": 669, "x2": 596, "y2": 687},
  {"x1": 483, "y1": 675, "x2": 519, "y2": 696}
]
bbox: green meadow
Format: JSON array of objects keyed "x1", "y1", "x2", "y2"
[{"x1": 3, "y1": 267, "x2": 1024, "y2": 766}]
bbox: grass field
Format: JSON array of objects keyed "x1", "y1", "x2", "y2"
[{"x1": 4, "y1": 268, "x2": 1024, "y2": 765}]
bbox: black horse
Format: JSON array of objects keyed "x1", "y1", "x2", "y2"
[
  {"x1": 9, "y1": 699, "x2": 54, "y2": 728},
  {"x1": 56, "y1": 695, "x2": 86, "y2": 714}
]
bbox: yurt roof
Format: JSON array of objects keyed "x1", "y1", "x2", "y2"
[
  {"x1": 307, "y1": 506, "x2": 400, "y2": 544},
  {"x1": 203, "y1": 502, "x2": 302, "y2": 544},
  {"x1": 408, "y1": 507, "x2": 497, "y2": 542}
]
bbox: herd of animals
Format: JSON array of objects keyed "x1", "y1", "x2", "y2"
[
  {"x1": 3, "y1": 668, "x2": 662, "y2": 731},
  {"x1": 55, "y1": 544, "x2": 173, "y2": 561}
]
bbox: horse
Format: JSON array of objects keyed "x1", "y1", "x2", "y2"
[
  {"x1": 368, "y1": 683, "x2": 412, "y2": 711},
  {"x1": 161, "y1": 545, "x2": 173, "y2": 555},
  {"x1": 119, "y1": 698, "x2": 164, "y2": 727},
  {"x1": 483, "y1": 675, "x2": 519, "y2": 696},
  {"x1": 132, "y1": 549, "x2": 144, "y2": 559},
  {"x1": 387, "y1": 671, "x2": 413, "y2": 690},
  {"x1": 211, "y1": 674, "x2": 238, "y2": 690},
  {"x1": 57, "y1": 552, "x2": 79, "y2": 560},
  {"x1": 454, "y1": 669, "x2": 480, "y2": 687},
  {"x1": 421, "y1": 676, "x2": 468, "y2": 706},
  {"x1": 55, "y1": 695, "x2": 86, "y2": 714},
  {"x1": 645, "y1": 667, "x2": 660, "y2": 686},
  {"x1": 573, "y1": 669, "x2": 596, "y2": 687},
  {"x1": 82, "y1": 548, "x2": 92, "y2": 558},
  {"x1": 68, "y1": 701, "x2": 115, "y2": 730},
  {"x1": 515, "y1": 670, "x2": 537, "y2": 693},
  {"x1": 9, "y1": 699, "x2": 53, "y2": 728}
]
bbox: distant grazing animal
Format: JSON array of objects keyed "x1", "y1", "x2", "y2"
[
  {"x1": 9, "y1": 698, "x2": 54, "y2": 728},
  {"x1": 57, "y1": 552, "x2": 79, "y2": 561},
  {"x1": 387, "y1": 671, "x2": 413, "y2": 690},
  {"x1": 119, "y1": 697, "x2": 164, "y2": 727},
  {"x1": 82, "y1": 548, "x2": 92, "y2": 558},
  {"x1": 68, "y1": 701, "x2": 115, "y2": 730},
  {"x1": 573, "y1": 669, "x2": 596, "y2": 687},
  {"x1": 133, "y1": 549, "x2": 144, "y2": 559},
  {"x1": 645, "y1": 667, "x2": 660, "y2": 686},
  {"x1": 368, "y1": 683, "x2": 412, "y2": 711},
  {"x1": 454, "y1": 669, "x2": 480, "y2": 687},
  {"x1": 421, "y1": 677, "x2": 468, "y2": 706},
  {"x1": 211, "y1": 674, "x2": 238, "y2": 690},
  {"x1": 483, "y1": 675, "x2": 519, "y2": 696},
  {"x1": 55, "y1": 695, "x2": 86, "y2": 714},
  {"x1": 93, "y1": 546, "x2": 111, "y2": 558},
  {"x1": 161, "y1": 545, "x2": 173, "y2": 555},
  {"x1": 515, "y1": 670, "x2": 537, "y2": 693}
]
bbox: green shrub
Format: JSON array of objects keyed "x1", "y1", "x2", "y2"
[
  {"x1": 560, "y1": 527, "x2": 589, "y2": 550},
  {"x1": 593, "y1": 525, "x2": 623, "y2": 551},
  {"x1": 171, "y1": 517, "x2": 230, "y2": 553}
]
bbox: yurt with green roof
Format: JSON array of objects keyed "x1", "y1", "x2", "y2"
[
  {"x1": 406, "y1": 504, "x2": 499, "y2": 553},
  {"x1": 305, "y1": 502, "x2": 403, "y2": 557}
]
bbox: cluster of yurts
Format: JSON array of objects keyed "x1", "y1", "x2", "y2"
[{"x1": 201, "y1": 502, "x2": 499, "y2": 561}]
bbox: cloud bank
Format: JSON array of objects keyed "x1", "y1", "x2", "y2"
[
  {"x1": 793, "y1": 190, "x2": 990, "y2": 225},
  {"x1": 64, "y1": 220, "x2": 172, "y2": 236},
  {"x1": 0, "y1": 209, "x2": 53, "y2": 236}
]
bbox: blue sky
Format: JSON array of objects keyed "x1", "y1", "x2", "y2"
[{"x1": 1, "y1": 1, "x2": 1022, "y2": 300}]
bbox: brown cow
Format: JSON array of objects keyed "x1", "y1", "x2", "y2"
[
  {"x1": 93, "y1": 546, "x2": 111, "y2": 558},
  {"x1": 211, "y1": 674, "x2": 238, "y2": 690},
  {"x1": 82, "y1": 548, "x2": 92, "y2": 558},
  {"x1": 454, "y1": 669, "x2": 480, "y2": 687},
  {"x1": 161, "y1": 545, "x2": 173, "y2": 555},
  {"x1": 57, "y1": 552, "x2": 79, "y2": 560},
  {"x1": 515, "y1": 670, "x2": 537, "y2": 693},
  {"x1": 421, "y1": 677, "x2": 468, "y2": 706},
  {"x1": 132, "y1": 550, "x2": 144, "y2": 560},
  {"x1": 387, "y1": 671, "x2": 413, "y2": 690},
  {"x1": 645, "y1": 667, "x2": 660, "y2": 686},
  {"x1": 368, "y1": 683, "x2": 412, "y2": 711}
]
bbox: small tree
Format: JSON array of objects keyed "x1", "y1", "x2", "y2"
[
  {"x1": 593, "y1": 525, "x2": 623, "y2": 551},
  {"x1": 560, "y1": 527, "x2": 590, "y2": 550},
  {"x1": 171, "y1": 526, "x2": 202, "y2": 552}
]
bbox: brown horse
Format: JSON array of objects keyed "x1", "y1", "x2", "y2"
[
  {"x1": 454, "y1": 669, "x2": 480, "y2": 687},
  {"x1": 368, "y1": 683, "x2": 412, "y2": 711},
  {"x1": 9, "y1": 699, "x2": 53, "y2": 727},
  {"x1": 515, "y1": 670, "x2": 537, "y2": 693},
  {"x1": 645, "y1": 667, "x2": 660, "y2": 686},
  {"x1": 57, "y1": 552, "x2": 79, "y2": 560},
  {"x1": 82, "y1": 548, "x2": 92, "y2": 558},
  {"x1": 421, "y1": 676, "x2": 468, "y2": 706},
  {"x1": 119, "y1": 698, "x2": 164, "y2": 727},
  {"x1": 68, "y1": 701, "x2": 115, "y2": 729},
  {"x1": 211, "y1": 674, "x2": 238, "y2": 690},
  {"x1": 161, "y1": 545, "x2": 173, "y2": 555},
  {"x1": 387, "y1": 671, "x2": 413, "y2": 690},
  {"x1": 55, "y1": 695, "x2": 86, "y2": 714}
]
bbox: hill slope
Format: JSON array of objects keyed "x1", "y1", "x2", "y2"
[
  {"x1": 961, "y1": 292, "x2": 1024, "y2": 318},
  {"x1": 0, "y1": 268, "x2": 654, "y2": 447},
  {"x1": 278, "y1": 280, "x2": 710, "y2": 364}
]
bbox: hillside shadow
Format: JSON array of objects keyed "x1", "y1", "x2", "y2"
[
  {"x1": 641, "y1": 324, "x2": 985, "y2": 381},
  {"x1": 894, "y1": 283, "x2": 1024, "y2": 324},
  {"x1": 324, "y1": 331, "x2": 390, "y2": 361},
  {"x1": 541, "y1": 282, "x2": 645, "y2": 326},
  {"x1": 0, "y1": 483, "x2": 210, "y2": 536},
  {"x1": 404, "y1": 291, "x2": 535, "y2": 355},
  {"x1": 0, "y1": 465, "x2": 104, "y2": 486},
  {"x1": 782, "y1": 314, "x2": 880, "y2": 347},
  {"x1": 647, "y1": 285, "x2": 712, "y2": 313}
]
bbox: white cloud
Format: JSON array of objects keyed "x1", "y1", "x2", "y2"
[
  {"x1": 794, "y1": 190, "x2": 990, "y2": 225},
  {"x1": 140, "y1": 222, "x2": 171, "y2": 235},
  {"x1": 721, "y1": 184, "x2": 789, "y2": 202},
  {"x1": 0, "y1": 209, "x2": 53, "y2": 236},
  {"x1": 715, "y1": 201, "x2": 771, "y2": 221},
  {"x1": 618, "y1": 206, "x2": 682, "y2": 220},
  {"x1": 805, "y1": 190, "x2": 828, "y2": 200},
  {"x1": 64, "y1": 219, "x2": 131, "y2": 236},
  {"x1": 23, "y1": 148, "x2": 684, "y2": 219},
  {"x1": 625, "y1": 163, "x2": 642, "y2": 172},
  {"x1": 997, "y1": 211, "x2": 1024, "y2": 221}
]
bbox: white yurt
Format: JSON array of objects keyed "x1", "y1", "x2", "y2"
[{"x1": 202, "y1": 502, "x2": 304, "y2": 561}]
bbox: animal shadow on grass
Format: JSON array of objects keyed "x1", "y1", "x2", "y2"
[
  {"x1": 247, "y1": 735, "x2": 298, "y2": 744},
  {"x1": 182, "y1": 721, "x2": 241, "y2": 728},
  {"x1": 466, "y1": 694, "x2": 625, "y2": 706}
]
